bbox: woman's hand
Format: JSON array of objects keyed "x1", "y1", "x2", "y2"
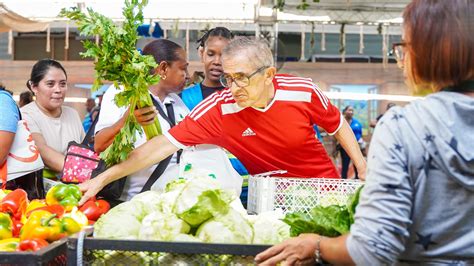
[
  {"x1": 78, "y1": 178, "x2": 107, "y2": 205},
  {"x1": 255, "y1": 234, "x2": 319, "y2": 266},
  {"x1": 133, "y1": 106, "x2": 158, "y2": 126}
]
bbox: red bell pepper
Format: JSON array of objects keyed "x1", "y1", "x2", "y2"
[
  {"x1": 79, "y1": 198, "x2": 110, "y2": 221},
  {"x1": 17, "y1": 238, "x2": 49, "y2": 252},
  {"x1": 11, "y1": 219, "x2": 22, "y2": 238},
  {"x1": 0, "y1": 189, "x2": 28, "y2": 220}
]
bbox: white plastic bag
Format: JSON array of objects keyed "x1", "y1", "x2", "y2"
[{"x1": 152, "y1": 144, "x2": 243, "y2": 196}]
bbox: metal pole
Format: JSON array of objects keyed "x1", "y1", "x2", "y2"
[{"x1": 300, "y1": 24, "x2": 305, "y2": 61}]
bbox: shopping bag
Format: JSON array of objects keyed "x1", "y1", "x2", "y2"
[
  {"x1": 0, "y1": 120, "x2": 44, "y2": 187},
  {"x1": 152, "y1": 144, "x2": 243, "y2": 196},
  {"x1": 61, "y1": 142, "x2": 104, "y2": 183}
]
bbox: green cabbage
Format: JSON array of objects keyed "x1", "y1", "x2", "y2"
[
  {"x1": 139, "y1": 211, "x2": 190, "y2": 241},
  {"x1": 93, "y1": 201, "x2": 146, "y2": 239},
  {"x1": 196, "y1": 209, "x2": 254, "y2": 244},
  {"x1": 248, "y1": 211, "x2": 290, "y2": 244},
  {"x1": 130, "y1": 190, "x2": 164, "y2": 215},
  {"x1": 173, "y1": 176, "x2": 235, "y2": 227}
]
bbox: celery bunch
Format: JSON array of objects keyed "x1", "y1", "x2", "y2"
[{"x1": 61, "y1": 0, "x2": 161, "y2": 166}]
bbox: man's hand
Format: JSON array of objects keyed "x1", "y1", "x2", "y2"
[
  {"x1": 255, "y1": 234, "x2": 319, "y2": 266},
  {"x1": 134, "y1": 106, "x2": 158, "y2": 126},
  {"x1": 78, "y1": 177, "x2": 107, "y2": 205},
  {"x1": 356, "y1": 165, "x2": 366, "y2": 180}
]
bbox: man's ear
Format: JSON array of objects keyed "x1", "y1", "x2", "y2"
[{"x1": 265, "y1": 67, "x2": 277, "y2": 83}]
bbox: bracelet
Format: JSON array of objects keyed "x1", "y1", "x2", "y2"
[{"x1": 314, "y1": 235, "x2": 324, "y2": 264}]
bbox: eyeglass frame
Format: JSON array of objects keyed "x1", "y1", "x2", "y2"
[
  {"x1": 389, "y1": 42, "x2": 407, "y2": 68},
  {"x1": 219, "y1": 65, "x2": 270, "y2": 88}
]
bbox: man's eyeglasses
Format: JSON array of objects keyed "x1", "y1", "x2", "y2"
[
  {"x1": 220, "y1": 65, "x2": 269, "y2": 88},
  {"x1": 389, "y1": 42, "x2": 407, "y2": 68}
]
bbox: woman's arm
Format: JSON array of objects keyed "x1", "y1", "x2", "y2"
[
  {"x1": 334, "y1": 120, "x2": 367, "y2": 180},
  {"x1": 0, "y1": 131, "x2": 15, "y2": 165},
  {"x1": 32, "y1": 133, "x2": 65, "y2": 172},
  {"x1": 94, "y1": 106, "x2": 158, "y2": 153},
  {"x1": 94, "y1": 113, "x2": 127, "y2": 153}
]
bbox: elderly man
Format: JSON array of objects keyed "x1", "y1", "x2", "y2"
[{"x1": 78, "y1": 37, "x2": 366, "y2": 204}]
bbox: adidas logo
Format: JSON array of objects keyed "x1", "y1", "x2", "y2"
[{"x1": 242, "y1": 127, "x2": 256, "y2": 137}]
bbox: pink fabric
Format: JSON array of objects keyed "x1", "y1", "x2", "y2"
[{"x1": 61, "y1": 145, "x2": 100, "y2": 183}]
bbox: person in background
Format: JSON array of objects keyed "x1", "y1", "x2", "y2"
[
  {"x1": 82, "y1": 98, "x2": 97, "y2": 132},
  {"x1": 78, "y1": 37, "x2": 367, "y2": 205},
  {"x1": 19, "y1": 90, "x2": 34, "y2": 108},
  {"x1": 0, "y1": 88, "x2": 44, "y2": 199},
  {"x1": 370, "y1": 102, "x2": 396, "y2": 128},
  {"x1": 21, "y1": 59, "x2": 85, "y2": 179},
  {"x1": 340, "y1": 105, "x2": 364, "y2": 179},
  {"x1": 93, "y1": 39, "x2": 190, "y2": 202},
  {"x1": 0, "y1": 89, "x2": 19, "y2": 166},
  {"x1": 256, "y1": 0, "x2": 474, "y2": 264},
  {"x1": 180, "y1": 27, "x2": 250, "y2": 206},
  {"x1": 180, "y1": 27, "x2": 234, "y2": 111}
]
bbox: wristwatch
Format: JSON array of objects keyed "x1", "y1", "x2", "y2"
[{"x1": 314, "y1": 235, "x2": 324, "y2": 264}]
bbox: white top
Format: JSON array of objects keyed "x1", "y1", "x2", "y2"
[
  {"x1": 21, "y1": 102, "x2": 85, "y2": 155},
  {"x1": 95, "y1": 85, "x2": 189, "y2": 201}
]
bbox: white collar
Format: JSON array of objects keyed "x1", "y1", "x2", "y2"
[{"x1": 150, "y1": 92, "x2": 176, "y2": 105}]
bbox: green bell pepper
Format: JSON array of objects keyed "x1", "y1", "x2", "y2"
[{"x1": 45, "y1": 184, "x2": 82, "y2": 211}]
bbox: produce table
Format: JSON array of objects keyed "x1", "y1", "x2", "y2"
[
  {"x1": 67, "y1": 230, "x2": 271, "y2": 265},
  {"x1": 0, "y1": 238, "x2": 67, "y2": 266}
]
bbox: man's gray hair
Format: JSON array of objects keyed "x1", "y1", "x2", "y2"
[{"x1": 222, "y1": 37, "x2": 274, "y2": 68}]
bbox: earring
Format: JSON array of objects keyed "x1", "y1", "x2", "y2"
[{"x1": 162, "y1": 75, "x2": 167, "y2": 80}]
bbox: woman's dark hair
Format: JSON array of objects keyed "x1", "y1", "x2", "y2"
[
  {"x1": 196, "y1": 27, "x2": 234, "y2": 49},
  {"x1": 342, "y1": 105, "x2": 352, "y2": 113},
  {"x1": 27, "y1": 59, "x2": 67, "y2": 90},
  {"x1": 142, "y1": 39, "x2": 183, "y2": 65},
  {"x1": 403, "y1": 0, "x2": 473, "y2": 90},
  {"x1": 19, "y1": 91, "x2": 34, "y2": 106}
]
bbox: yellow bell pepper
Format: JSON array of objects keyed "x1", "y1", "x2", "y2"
[
  {"x1": 62, "y1": 207, "x2": 88, "y2": 227},
  {"x1": 0, "y1": 238, "x2": 20, "y2": 251}
]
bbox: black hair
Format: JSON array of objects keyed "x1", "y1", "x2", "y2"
[
  {"x1": 19, "y1": 90, "x2": 33, "y2": 104},
  {"x1": 142, "y1": 39, "x2": 183, "y2": 65},
  {"x1": 342, "y1": 105, "x2": 352, "y2": 113},
  {"x1": 27, "y1": 59, "x2": 67, "y2": 90},
  {"x1": 386, "y1": 102, "x2": 396, "y2": 110},
  {"x1": 196, "y1": 27, "x2": 234, "y2": 49}
]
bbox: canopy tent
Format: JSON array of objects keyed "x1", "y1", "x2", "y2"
[
  {"x1": 0, "y1": 0, "x2": 406, "y2": 64},
  {"x1": 1, "y1": 0, "x2": 407, "y2": 26},
  {"x1": 0, "y1": 3, "x2": 48, "y2": 33}
]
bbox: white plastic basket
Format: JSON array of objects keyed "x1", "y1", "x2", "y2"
[{"x1": 247, "y1": 174, "x2": 363, "y2": 214}]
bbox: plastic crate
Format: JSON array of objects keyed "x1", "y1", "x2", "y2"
[
  {"x1": 43, "y1": 178, "x2": 61, "y2": 193},
  {"x1": 67, "y1": 230, "x2": 271, "y2": 265},
  {"x1": 0, "y1": 238, "x2": 67, "y2": 266},
  {"x1": 247, "y1": 175, "x2": 364, "y2": 214}
]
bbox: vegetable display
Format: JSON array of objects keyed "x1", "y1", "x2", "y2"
[
  {"x1": 60, "y1": 0, "x2": 161, "y2": 166},
  {"x1": 94, "y1": 166, "x2": 291, "y2": 245},
  {"x1": 0, "y1": 186, "x2": 105, "y2": 253},
  {"x1": 282, "y1": 185, "x2": 364, "y2": 237}
]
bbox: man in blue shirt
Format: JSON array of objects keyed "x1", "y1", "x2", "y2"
[{"x1": 340, "y1": 105, "x2": 363, "y2": 179}]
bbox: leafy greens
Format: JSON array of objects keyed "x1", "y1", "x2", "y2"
[{"x1": 60, "y1": 0, "x2": 161, "y2": 166}]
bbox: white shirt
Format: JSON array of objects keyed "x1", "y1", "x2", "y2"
[{"x1": 95, "y1": 85, "x2": 189, "y2": 201}]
